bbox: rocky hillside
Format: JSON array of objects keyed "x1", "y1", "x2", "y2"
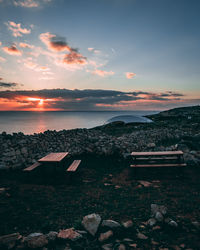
[{"x1": 0, "y1": 105, "x2": 199, "y2": 170}]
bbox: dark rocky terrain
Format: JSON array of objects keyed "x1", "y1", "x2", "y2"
[{"x1": 0, "y1": 105, "x2": 200, "y2": 249}]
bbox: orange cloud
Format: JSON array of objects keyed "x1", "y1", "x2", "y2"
[
  {"x1": 126, "y1": 72, "x2": 136, "y2": 79},
  {"x1": 13, "y1": 0, "x2": 51, "y2": 8},
  {"x1": 19, "y1": 42, "x2": 33, "y2": 49},
  {"x1": 63, "y1": 51, "x2": 87, "y2": 65},
  {"x1": 88, "y1": 48, "x2": 94, "y2": 51},
  {"x1": 39, "y1": 32, "x2": 88, "y2": 70},
  {"x1": 93, "y1": 69, "x2": 114, "y2": 77},
  {"x1": 14, "y1": 0, "x2": 39, "y2": 7},
  {"x1": 6, "y1": 21, "x2": 31, "y2": 37},
  {"x1": 40, "y1": 32, "x2": 71, "y2": 52},
  {"x1": 0, "y1": 96, "x2": 58, "y2": 111},
  {"x1": 3, "y1": 45, "x2": 22, "y2": 56}
]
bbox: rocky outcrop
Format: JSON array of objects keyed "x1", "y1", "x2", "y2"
[{"x1": 1, "y1": 205, "x2": 197, "y2": 249}]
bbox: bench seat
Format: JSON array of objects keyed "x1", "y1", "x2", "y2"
[
  {"x1": 130, "y1": 151, "x2": 186, "y2": 169},
  {"x1": 23, "y1": 162, "x2": 41, "y2": 172},
  {"x1": 67, "y1": 160, "x2": 81, "y2": 172},
  {"x1": 130, "y1": 163, "x2": 187, "y2": 168}
]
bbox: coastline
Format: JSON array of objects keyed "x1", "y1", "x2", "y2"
[
  {"x1": 0, "y1": 106, "x2": 200, "y2": 249},
  {"x1": 0, "y1": 106, "x2": 200, "y2": 171}
]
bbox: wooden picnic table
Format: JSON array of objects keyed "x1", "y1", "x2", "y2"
[
  {"x1": 23, "y1": 152, "x2": 82, "y2": 173},
  {"x1": 38, "y1": 152, "x2": 69, "y2": 163},
  {"x1": 130, "y1": 150, "x2": 186, "y2": 168}
]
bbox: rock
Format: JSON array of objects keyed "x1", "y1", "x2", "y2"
[
  {"x1": 0, "y1": 187, "x2": 7, "y2": 195},
  {"x1": 57, "y1": 228, "x2": 82, "y2": 241},
  {"x1": 27, "y1": 232, "x2": 43, "y2": 237},
  {"x1": 147, "y1": 143, "x2": 156, "y2": 148},
  {"x1": 137, "y1": 232, "x2": 148, "y2": 240},
  {"x1": 191, "y1": 221, "x2": 200, "y2": 229},
  {"x1": 98, "y1": 230, "x2": 113, "y2": 242},
  {"x1": 76, "y1": 230, "x2": 88, "y2": 235},
  {"x1": 129, "y1": 243, "x2": 137, "y2": 248},
  {"x1": 152, "y1": 225, "x2": 161, "y2": 230},
  {"x1": 102, "y1": 219, "x2": 121, "y2": 228},
  {"x1": 151, "y1": 204, "x2": 159, "y2": 216},
  {"x1": 21, "y1": 147, "x2": 28, "y2": 154},
  {"x1": 160, "y1": 205, "x2": 167, "y2": 215},
  {"x1": 102, "y1": 243, "x2": 113, "y2": 250},
  {"x1": 82, "y1": 213, "x2": 101, "y2": 236},
  {"x1": 155, "y1": 211, "x2": 164, "y2": 222},
  {"x1": 0, "y1": 233, "x2": 22, "y2": 249},
  {"x1": 168, "y1": 220, "x2": 178, "y2": 227},
  {"x1": 148, "y1": 218, "x2": 157, "y2": 227},
  {"x1": 46, "y1": 231, "x2": 58, "y2": 241},
  {"x1": 24, "y1": 233, "x2": 48, "y2": 248},
  {"x1": 184, "y1": 153, "x2": 200, "y2": 166},
  {"x1": 138, "y1": 181, "x2": 152, "y2": 187},
  {"x1": 123, "y1": 238, "x2": 133, "y2": 242},
  {"x1": 122, "y1": 220, "x2": 133, "y2": 228},
  {"x1": 151, "y1": 240, "x2": 159, "y2": 245},
  {"x1": 117, "y1": 244, "x2": 126, "y2": 250}
]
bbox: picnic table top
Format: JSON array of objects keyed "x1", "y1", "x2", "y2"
[
  {"x1": 131, "y1": 151, "x2": 183, "y2": 156},
  {"x1": 38, "y1": 152, "x2": 69, "y2": 163}
]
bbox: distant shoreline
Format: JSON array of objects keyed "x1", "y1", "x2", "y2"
[
  {"x1": 0, "y1": 110, "x2": 158, "y2": 135},
  {"x1": 0, "y1": 105, "x2": 199, "y2": 171}
]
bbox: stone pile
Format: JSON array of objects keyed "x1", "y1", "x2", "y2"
[
  {"x1": 0, "y1": 124, "x2": 200, "y2": 170},
  {"x1": 0, "y1": 206, "x2": 198, "y2": 250}
]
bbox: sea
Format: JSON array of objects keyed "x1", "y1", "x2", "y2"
[{"x1": 0, "y1": 111, "x2": 159, "y2": 135}]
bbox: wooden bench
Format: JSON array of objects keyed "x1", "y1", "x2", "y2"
[
  {"x1": 23, "y1": 162, "x2": 41, "y2": 172},
  {"x1": 130, "y1": 151, "x2": 186, "y2": 168},
  {"x1": 66, "y1": 160, "x2": 81, "y2": 172}
]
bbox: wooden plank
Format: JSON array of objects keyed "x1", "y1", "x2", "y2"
[
  {"x1": 131, "y1": 151, "x2": 183, "y2": 156},
  {"x1": 130, "y1": 163, "x2": 187, "y2": 168},
  {"x1": 134, "y1": 157, "x2": 179, "y2": 160},
  {"x1": 67, "y1": 160, "x2": 81, "y2": 172},
  {"x1": 23, "y1": 162, "x2": 41, "y2": 171},
  {"x1": 38, "y1": 152, "x2": 69, "y2": 163}
]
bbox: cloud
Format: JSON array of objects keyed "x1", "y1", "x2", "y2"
[
  {"x1": 0, "y1": 56, "x2": 6, "y2": 62},
  {"x1": 0, "y1": 88, "x2": 194, "y2": 111},
  {"x1": 39, "y1": 32, "x2": 88, "y2": 70},
  {"x1": 0, "y1": 81, "x2": 21, "y2": 88},
  {"x1": 3, "y1": 45, "x2": 22, "y2": 56},
  {"x1": 22, "y1": 57, "x2": 50, "y2": 72},
  {"x1": 6, "y1": 21, "x2": 31, "y2": 37},
  {"x1": 92, "y1": 69, "x2": 114, "y2": 77},
  {"x1": 63, "y1": 50, "x2": 87, "y2": 65},
  {"x1": 40, "y1": 32, "x2": 71, "y2": 52},
  {"x1": 126, "y1": 72, "x2": 136, "y2": 79},
  {"x1": 88, "y1": 47, "x2": 101, "y2": 54},
  {"x1": 13, "y1": 0, "x2": 51, "y2": 8},
  {"x1": 19, "y1": 42, "x2": 33, "y2": 49}
]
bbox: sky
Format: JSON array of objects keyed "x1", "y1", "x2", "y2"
[{"x1": 0, "y1": 0, "x2": 200, "y2": 111}]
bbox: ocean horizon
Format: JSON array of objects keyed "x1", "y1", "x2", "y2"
[{"x1": 0, "y1": 110, "x2": 159, "y2": 135}]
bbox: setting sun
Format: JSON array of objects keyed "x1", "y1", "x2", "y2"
[{"x1": 27, "y1": 97, "x2": 44, "y2": 106}]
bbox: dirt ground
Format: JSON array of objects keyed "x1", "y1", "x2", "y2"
[{"x1": 0, "y1": 156, "x2": 200, "y2": 249}]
